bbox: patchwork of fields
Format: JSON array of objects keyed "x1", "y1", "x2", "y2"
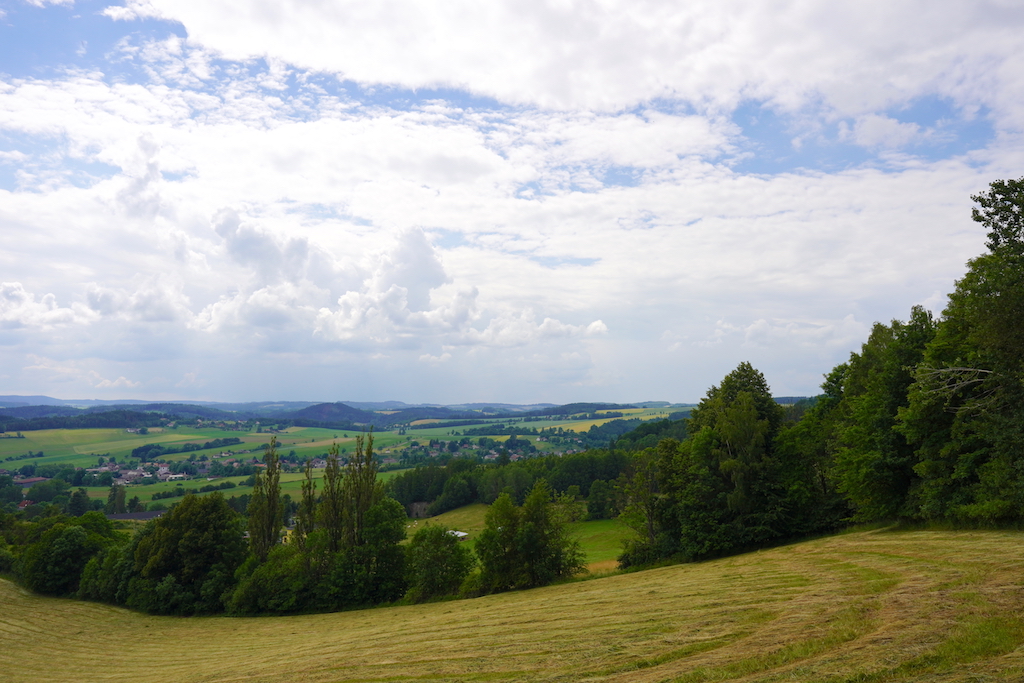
[
  {"x1": 1, "y1": 405, "x2": 678, "y2": 469},
  {"x1": 2, "y1": 407, "x2": 679, "y2": 508},
  {"x1": 3, "y1": 528, "x2": 1023, "y2": 682}
]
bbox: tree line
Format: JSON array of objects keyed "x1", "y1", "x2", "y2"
[
  {"x1": 617, "y1": 177, "x2": 1024, "y2": 565},
  {"x1": 0, "y1": 433, "x2": 585, "y2": 615},
  {"x1": 130, "y1": 437, "x2": 242, "y2": 461},
  {"x1": 387, "y1": 448, "x2": 630, "y2": 518}
]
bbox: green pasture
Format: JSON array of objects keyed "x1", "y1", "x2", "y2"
[
  {"x1": 406, "y1": 503, "x2": 631, "y2": 569},
  {"x1": 574, "y1": 518, "x2": 633, "y2": 569}
]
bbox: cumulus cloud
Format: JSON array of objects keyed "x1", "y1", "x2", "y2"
[
  {"x1": 0, "y1": 283, "x2": 90, "y2": 330},
  {"x1": 109, "y1": 0, "x2": 1024, "y2": 124},
  {"x1": 312, "y1": 229, "x2": 603, "y2": 350},
  {"x1": 85, "y1": 278, "x2": 192, "y2": 323},
  {"x1": 94, "y1": 375, "x2": 142, "y2": 389},
  {"x1": 843, "y1": 115, "x2": 923, "y2": 150},
  {"x1": 0, "y1": 1, "x2": 1021, "y2": 401}
]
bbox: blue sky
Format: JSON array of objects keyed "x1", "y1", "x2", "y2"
[{"x1": 1, "y1": 0, "x2": 1022, "y2": 403}]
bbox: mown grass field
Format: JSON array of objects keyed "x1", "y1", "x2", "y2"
[{"x1": 3, "y1": 528, "x2": 1023, "y2": 682}]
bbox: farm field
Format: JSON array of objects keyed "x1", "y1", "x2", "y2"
[
  {"x1": 76, "y1": 466, "x2": 411, "y2": 502},
  {"x1": 0, "y1": 426, "x2": 414, "y2": 470},
  {"x1": 0, "y1": 404, "x2": 679, "y2": 470},
  {"x1": 3, "y1": 528, "x2": 1023, "y2": 682}
]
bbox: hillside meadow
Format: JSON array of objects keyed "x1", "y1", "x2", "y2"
[
  {"x1": 408, "y1": 504, "x2": 632, "y2": 572},
  {"x1": 3, "y1": 527, "x2": 1023, "y2": 682}
]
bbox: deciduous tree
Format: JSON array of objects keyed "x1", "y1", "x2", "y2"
[{"x1": 247, "y1": 436, "x2": 282, "y2": 562}]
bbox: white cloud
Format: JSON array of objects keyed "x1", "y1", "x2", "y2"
[
  {"x1": 107, "y1": 0, "x2": 1024, "y2": 127},
  {"x1": 84, "y1": 277, "x2": 193, "y2": 324},
  {"x1": 0, "y1": 282, "x2": 91, "y2": 330},
  {"x1": 94, "y1": 375, "x2": 141, "y2": 389},
  {"x1": 0, "y1": 2, "x2": 1021, "y2": 401},
  {"x1": 844, "y1": 114, "x2": 922, "y2": 150},
  {"x1": 311, "y1": 229, "x2": 602, "y2": 350},
  {"x1": 102, "y1": 0, "x2": 159, "y2": 21}
]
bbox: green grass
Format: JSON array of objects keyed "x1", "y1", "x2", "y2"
[
  {"x1": 75, "y1": 467, "x2": 412, "y2": 502},
  {"x1": 406, "y1": 504, "x2": 631, "y2": 569},
  {"x1": 574, "y1": 518, "x2": 633, "y2": 568},
  {"x1": 4, "y1": 528, "x2": 1024, "y2": 682}
]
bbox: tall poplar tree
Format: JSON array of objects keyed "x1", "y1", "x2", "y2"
[
  {"x1": 293, "y1": 459, "x2": 317, "y2": 551},
  {"x1": 247, "y1": 436, "x2": 282, "y2": 562},
  {"x1": 341, "y1": 431, "x2": 382, "y2": 548},
  {"x1": 318, "y1": 443, "x2": 345, "y2": 554}
]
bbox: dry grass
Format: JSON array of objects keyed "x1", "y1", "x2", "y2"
[{"x1": 3, "y1": 528, "x2": 1024, "y2": 683}]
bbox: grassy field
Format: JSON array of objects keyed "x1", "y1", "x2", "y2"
[
  {"x1": 575, "y1": 518, "x2": 633, "y2": 572},
  {"x1": 407, "y1": 504, "x2": 632, "y2": 570},
  {"x1": 407, "y1": 502, "x2": 490, "y2": 542},
  {"x1": 75, "y1": 466, "x2": 412, "y2": 502},
  {"x1": 3, "y1": 528, "x2": 1024, "y2": 682}
]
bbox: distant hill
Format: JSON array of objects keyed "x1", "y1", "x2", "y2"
[
  {"x1": 82, "y1": 403, "x2": 249, "y2": 420},
  {"x1": 0, "y1": 395, "x2": 68, "y2": 407},
  {"x1": 0, "y1": 397, "x2": 698, "y2": 431},
  {"x1": 274, "y1": 403, "x2": 486, "y2": 428},
  {"x1": 519, "y1": 402, "x2": 637, "y2": 418},
  {"x1": 282, "y1": 402, "x2": 377, "y2": 425},
  {"x1": 0, "y1": 405, "x2": 83, "y2": 419}
]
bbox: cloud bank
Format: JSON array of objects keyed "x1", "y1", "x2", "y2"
[{"x1": 0, "y1": 0, "x2": 1021, "y2": 402}]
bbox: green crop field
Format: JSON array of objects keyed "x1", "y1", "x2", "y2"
[{"x1": 3, "y1": 528, "x2": 1024, "y2": 682}]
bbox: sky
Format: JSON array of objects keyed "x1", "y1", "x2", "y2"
[{"x1": 1, "y1": 0, "x2": 1023, "y2": 405}]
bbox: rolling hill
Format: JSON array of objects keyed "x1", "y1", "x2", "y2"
[{"x1": 3, "y1": 528, "x2": 1023, "y2": 682}]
